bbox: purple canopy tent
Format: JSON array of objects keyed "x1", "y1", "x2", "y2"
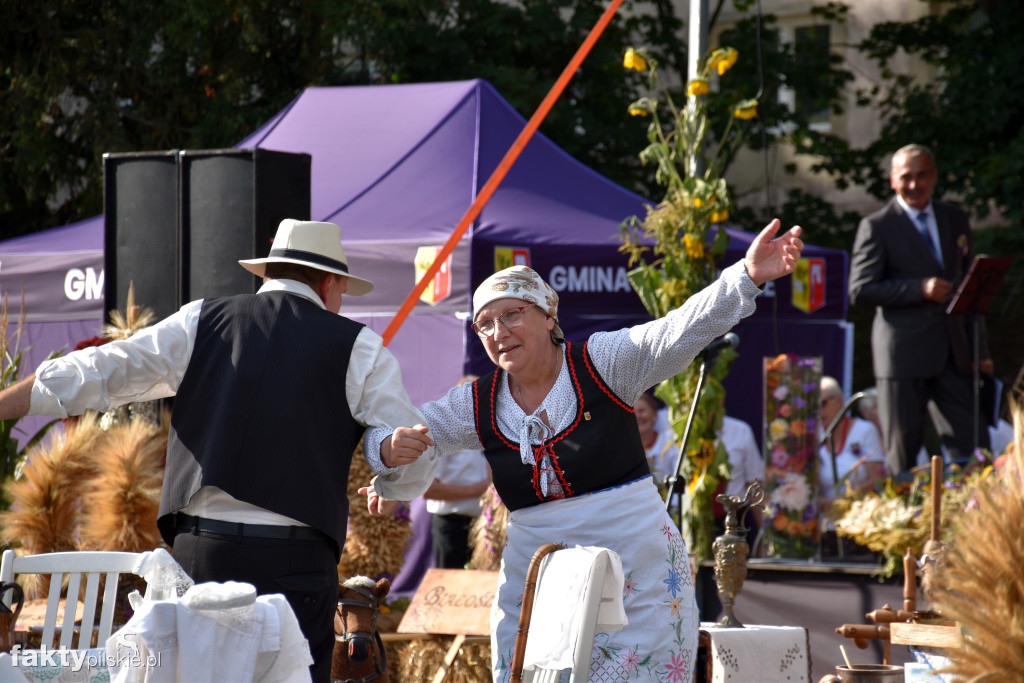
[
  {"x1": 0, "y1": 216, "x2": 105, "y2": 448},
  {"x1": 0, "y1": 79, "x2": 850, "y2": 593},
  {"x1": 236, "y1": 79, "x2": 851, "y2": 439}
]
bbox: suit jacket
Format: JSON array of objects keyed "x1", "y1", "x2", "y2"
[{"x1": 848, "y1": 197, "x2": 985, "y2": 379}]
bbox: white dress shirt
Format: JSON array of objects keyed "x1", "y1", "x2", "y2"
[
  {"x1": 28, "y1": 278, "x2": 437, "y2": 524},
  {"x1": 720, "y1": 415, "x2": 764, "y2": 498}
]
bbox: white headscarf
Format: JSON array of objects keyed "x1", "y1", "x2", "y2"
[{"x1": 472, "y1": 265, "x2": 564, "y2": 342}]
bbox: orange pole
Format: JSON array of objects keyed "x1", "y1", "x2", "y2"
[{"x1": 382, "y1": 0, "x2": 626, "y2": 346}]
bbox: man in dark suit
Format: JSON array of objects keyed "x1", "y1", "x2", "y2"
[{"x1": 849, "y1": 144, "x2": 991, "y2": 475}]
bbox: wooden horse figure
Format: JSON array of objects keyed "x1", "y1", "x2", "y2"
[{"x1": 331, "y1": 576, "x2": 391, "y2": 683}]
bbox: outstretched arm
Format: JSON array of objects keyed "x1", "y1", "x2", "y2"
[
  {"x1": 0, "y1": 375, "x2": 34, "y2": 421},
  {"x1": 743, "y1": 219, "x2": 803, "y2": 286}
]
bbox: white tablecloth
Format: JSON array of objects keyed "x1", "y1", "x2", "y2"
[{"x1": 700, "y1": 623, "x2": 810, "y2": 683}]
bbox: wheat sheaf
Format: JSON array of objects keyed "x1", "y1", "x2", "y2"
[{"x1": 930, "y1": 402, "x2": 1024, "y2": 681}]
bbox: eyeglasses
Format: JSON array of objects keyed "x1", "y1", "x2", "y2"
[{"x1": 472, "y1": 303, "x2": 537, "y2": 337}]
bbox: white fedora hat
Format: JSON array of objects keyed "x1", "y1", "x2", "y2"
[{"x1": 239, "y1": 219, "x2": 374, "y2": 296}]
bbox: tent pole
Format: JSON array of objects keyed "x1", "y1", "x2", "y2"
[{"x1": 381, "y1": 0, "x2": 626, "y2": 346}]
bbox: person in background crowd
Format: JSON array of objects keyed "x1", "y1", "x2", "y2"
[
  {"x1": 818, "y1": 376, "x2": 886, "y2": 504},
  {"x1": 0, "y1": 219, "x2": 438, "y2": 683},
  {"x1": 423, "y1": 375, "x2": 492, "y2": 569},
  {"x1": 364, "y1": 219, "x2": 803, "y2": 680},
  {"x1": 849, "y1": 143, "x2": 991, "y2": 475},
  {"x1": 635, "y1": 392, "x2": 674, "y2": 486},
  {"x1": 719, "y1": 415, "x2": 764, "y2": 504}
]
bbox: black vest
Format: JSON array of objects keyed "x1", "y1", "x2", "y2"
[
  {"x1": 474, "y1": 341, "x2": 650, "y2": 512},
  {"x1": 157, "y1": 291, "x2": 365, "y2": 556}
]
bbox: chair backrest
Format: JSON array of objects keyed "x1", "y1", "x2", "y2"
[
  {"x1": 511, "y1": 544, "x2": 625, "y2": 683},
  {"x1": 0, "y1": 549, "x2": 143, "y2": 650}
]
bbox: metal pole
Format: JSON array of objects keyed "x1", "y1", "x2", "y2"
[
  {"x1": 687, "y1": 0, "x2": 709, "y2": 178},
  {"x1": 688, "y1": 0, "x2": 709, "y2": 82}
]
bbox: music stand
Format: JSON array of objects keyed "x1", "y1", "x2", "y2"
[{"x1": 946, "y1": 254, "x2": 1014, "y2": 451}]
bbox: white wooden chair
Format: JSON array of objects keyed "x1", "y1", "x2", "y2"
[
  {"x1": 0, "y1": 549, "x2": 144, "y2": 651},
  {"x1": 510, "y1": 544, "x2": 626, "y2": 683}
]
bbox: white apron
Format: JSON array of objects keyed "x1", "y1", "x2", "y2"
[{"x1": 490, "y1": 477, "x2": 699, "y2": 682}]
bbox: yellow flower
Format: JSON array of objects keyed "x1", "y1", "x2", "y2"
[
  {"x1": 683, "y1": 234, "x2": 704, "y2": 260},
  {"x1": 687, "y1": 79, "x2": 709, "y2": 97},
  {"x1": 717, "y1": 47, "x2": 738, "y2": 76},
  {"x1": 692, "y1": 197, "x2": 704, "y2": 208},
  {"x1": 623, "y1": 48, "x2": 647, "y2": 72},
  {"x1": 710, "y1": 210, "x2": 729, "y2": 223},
  {"x1": 629, "y1": 107, "x2": 648, "y2": 117},
  {"x1": 734, "y1": 98, "x2": 758, "y2": 120}
]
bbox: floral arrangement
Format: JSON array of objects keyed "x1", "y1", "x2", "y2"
[
  {"x1": 762, "y1": 353, "x2": 822, "y2": 559},
  {"x1": 618, "y1": 45, "x2": 758, "y2": 561},
  {"x1": 831, "y1": 451, "x2": 1000, "y2": 577}
]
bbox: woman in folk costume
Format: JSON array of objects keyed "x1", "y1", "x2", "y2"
[{"x1": 369, "y1": 220, "x2": 802, "y2": 681}]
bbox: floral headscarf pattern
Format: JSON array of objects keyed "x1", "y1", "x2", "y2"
[{"x1": 472, "y1": 266, "x2": 564, "y2": 341}]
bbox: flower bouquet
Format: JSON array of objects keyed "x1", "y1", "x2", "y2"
[
  {"x1": 762, "y1": 354, "x2": 822, "y2": 559},
  {"x1": 830, "y1": 451, "x2": 999, "y2": 577}
]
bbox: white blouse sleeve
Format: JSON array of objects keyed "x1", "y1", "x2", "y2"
[
  {"x1": 350, "y1": 327, "x2": 439, "y2": 501},
  {"x1": 29, "y1": 300, "x2": 202, "y2": 418},
  {"x1": 586, "y1": 261, "x2": 762, "y2": 405}
]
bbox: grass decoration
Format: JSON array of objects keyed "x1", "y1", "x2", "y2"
[
  {"x1": 79, "y1": 414, "x2": 167, "y2": 552},
  {"x1": 338, "y1": 443, "x2": 413, "y2": 583}
]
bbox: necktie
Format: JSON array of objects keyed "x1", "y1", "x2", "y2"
[{"x1": 915, "y1": 210, "x2": 942, "y2": 266}]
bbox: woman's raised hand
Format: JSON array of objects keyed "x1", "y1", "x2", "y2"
[{"x1": 743, "y1": 219, "x2": 803, "y2": 286}]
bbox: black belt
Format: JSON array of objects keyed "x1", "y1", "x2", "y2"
[{"x1": 173, "y1": 513, "x2": 327, "y2": 542}]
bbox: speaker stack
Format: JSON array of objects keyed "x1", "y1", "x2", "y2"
[{"x1": 103, "y1": 148, "x2": 311, "y2": 320}]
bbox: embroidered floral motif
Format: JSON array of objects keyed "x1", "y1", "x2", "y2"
[
  {"x1": 620, "y1": 648, "x2": 642, "y2": 676},
  {"x1": 662, "y1": 568, "x2": 683, "y2": 598},
  {"x1": 624, "y1": 571, "x2": 641, "y2": 596},
  {"x1": 664, "y1": 651, "x2": 691, "y2": 682}
]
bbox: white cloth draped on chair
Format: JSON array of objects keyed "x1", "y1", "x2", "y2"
[
  {"x1": 521, "y1": 546, "x2": 627, "y2": 675},
  {"x1": 106, "y1": 580, "x2": 312, "y2": 683}
]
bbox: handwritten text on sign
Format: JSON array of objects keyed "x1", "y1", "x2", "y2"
[{"x1": 397, "y1": 569, "x2": 498, "y2": 636}]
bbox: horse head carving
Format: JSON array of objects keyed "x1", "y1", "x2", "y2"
[{"x1": 331, "y1": 576, "x2": 391, "y2": 683}]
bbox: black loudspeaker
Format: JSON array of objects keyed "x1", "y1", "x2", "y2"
[
  {"x1": 103, "y1": 151, "x2": 181, "y2": 321},
  {"x1": 180, "y1": 148, "x2": 311, "y2": 302},
  {"x1": 103, "y1": 148, "x2": 311, "y2": 321}
]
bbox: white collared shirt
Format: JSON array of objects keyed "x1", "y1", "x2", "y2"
[{"x1": 29, "y1": 278, "x2": 437, "y2": 524}]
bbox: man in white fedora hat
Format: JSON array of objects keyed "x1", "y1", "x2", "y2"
[{"x1": 0, "y1": 218, "x2": 437, "y2": 682}]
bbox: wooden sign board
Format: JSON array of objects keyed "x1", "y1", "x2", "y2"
[{"x1": 397, "y1": 568, "x2": 498, "y2": 637}]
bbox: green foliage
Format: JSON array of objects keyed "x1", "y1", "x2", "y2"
[
  {"x1": 618, "y1": 45, "x2": 757, "y2": 560},
  {"x1": 790, "y1": 0, "x2": 1024, "y2": 228},
  {"x1": 782, "y1": 0, "x2": 1024, "y2": 394},
  {"x1": 0, "y1": 0, "x2": 688, "y2": 237}
]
